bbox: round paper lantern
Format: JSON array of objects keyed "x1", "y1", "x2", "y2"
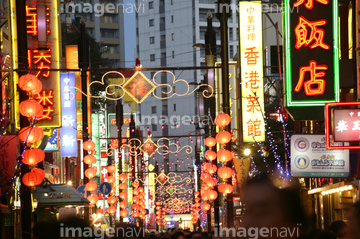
[
  {"x1": 111, "y1": 186, "x2": 116, "y2": 194},
  {"x1": 205, "y1": 137, "x2": 216, "y2": 148},
  {"x1": 204, "y1": 163, "x2": 217, "y2": 175},
  {"x1": 156, "y1": 202, "x2": 161, "y2": 206},
  {"x1": 19, "y1": 100, "x2": 43, "y2": 118},
  {"x1": 107, "y1": 196, "x2": 117, "y2": 205},
  {"x1": 87, "y1": 194, "x2": 99, "y2": 205},
  {"x1": 83, "y1": 140, "x2": 95, "y2": 151},
  {"x1": 132, "y1": 181, "x2": 140, "y2": 188},
  {"x1": 216, "y1": 131, "x2": 232, "y2": 145},
  {"x1": 97, "y1": 208, "x2": 104, "y2": 214},
  {"x1": 201, "y1": 193, "x2": 209, "y2": 201},
  {"x1": 31, "y1": 168, "x2": 45, "y2": 180},
  {"x1": 133, "y1": 212, "x2": 139, "y2": 218},
  {"x1": 194, "y1": 191, "x2": 200, "y2": 197},
  {"x1": 205, "y1": 150, "x2": 217, "y2": 161},
  {"x1": 107, "y1": 206, "x2": 116, "y2": 214},
  {"x1": 19, "y1": 126, "x2": 44, "y2": 144},
  {"x1": 119, "y1": 173, "x2": 128, "y2": 182},
  {"x1": 119, "y1": 200, "x2": 128, "y2": 209},
  {"x1": 138, "y1": 187, "x2": 144, "y2": 193},
  {"x1": 201, "y1": 203, "x2": 211, "y2": 211},
  {"x1": 218, "y1": 183, "x2": 233, "y2": 195},
  {"x1": 119, "y1": 191, "x2": 128, "y2": 200},
  {"x1": 215, "y1": 113, "x2": 231, "y2": 128},
  {"x1": 120, "y1": 209, "x2": 128, "y2": 217},
  {"x1": 132, "y1": 204, "x2": 139, "y2": 210},
  {"x1": 22, "y1": 148, "x2": 45, "y2": 165},
  {"x1": 119, "y1": 183, "x2": 128, "y2": 190},
  {"x1": 204, "y1": 177, "x2": 217, "y2": 187},
  {"x1": 194, "y1": 202, "x2": 200, "y2": 207},
  {"x1": 217, "y1": 148, "x2": 233, "y2": 163},
  {"x1": 194, "y1": 197, "x2": 201, "y2": 202},
  {"x1": 18, "y1": 74, "x2": 42, "y2": 95},
  {"x1": 85, "y1": 181, "x2": 98, "y2": 191},
  {"x1": 201, "y1": 184, "x2": 209, "y2": 191},
  {"x1": 85, "y1": 167, "x2": 97, "y2": 179},
  {"x1": 107, "y1": 165, "x2": 116, "y2": 174},
  {"x1": 107, "y1": 176, "x2": 115, "y2": 184},
  {"x1": 84, "y1": 154, "x2": 96, "y2": 165},
  {"x1": 205, "y1": 190, "x2": 218, "y2": 201},
  {"x1": 217, "y1": 166, "x2": 233, "y2": 179},
  {"x1": 22, "y1": 171, "x2": 43, "y2": 187}
]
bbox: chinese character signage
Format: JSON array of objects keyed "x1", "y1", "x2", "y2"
[
  {"x1": 123, "y1": 72, "x2": 155, "y2": 104},
  {"x1": 99, "y1": 111, "x2": 107, "y2": 152},
  {"x1": 284, "y1": 0, "x2": 339, "y2": 107},
  {"x1": 239, "y1": 1, "x2": 265, "y2": 142},
  {"x1": 333, "y1": 109, "x2": 360, "y2": 142},
  {"x1": 91, "y1": 113, "x2": 101, "y2": 176},
  {"x1": 60, "y1": 73, "x2": 77, "y2": 157},
  {"x1": 291, "y1": 135, "x2": 349, "y2": 178}
]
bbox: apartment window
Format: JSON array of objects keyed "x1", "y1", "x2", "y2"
[
  {"x1": 150, "y1": 36, "x2": 155, "y2": 44},
  {"x1": 152, "y1": 124, "x2": 157, "y2": 131},
  {"x1": 172, "y1": 51, "x2": 175, "y2": 58},
  {"x1": 173, "y1": 104, "x2": 176, "y2": 111},
  {"x1": 150, "y1": 54, "x2": 155, "y2": 61},
  {"x1": 173, "y1": 86, "x2": 176, "y2": 93},
  {"x1": 171, "y1": 0, "x2": 173, "y2": 5},
  {"x1": 172, "y1": 33, "x2": 174, "y2": 41},
  {"x1": 150, "y1": 71, "x2": 155, "y2": 79},
  {"x1": 149, "y1": 19, "x2": 154, "y2": 27},
  {"x1": 171, "y1": 15, "x2": 174, "y2": 23},
  {"x1": 101, "y1": 29, "x2": 118, "y2": 38},
  {"x1": 162, "y1": 105, "x2": 168, "y2": 112},
  {"x1": 151, "y1": 106, "x2": 156, "y2": 114},
  {"x1": 101, "y1": 15, "x2": 118, "y2": 23},
  {"x1": 149, "y1": 1, "x2": 153, "y2": 9},
  {"x1": 230, "y1": 45, "x2": 234, "y2": 58},
  {"x1": 229, "y1": 28, "x2": 233, "y2": 41}
]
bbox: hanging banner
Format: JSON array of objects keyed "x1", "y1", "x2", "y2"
[
  {"x1": 291, "y1": 134, "x2": 349, "y2": 178},
  {"x1": 60, "y1": 73, "x2": 77, "y2": 157},
  {"x1": 284, "y1": 0, "x2": 339, "y2": 107},
  {"x1": 239, "y1": 1, "x2": 265, "y2": 142}
]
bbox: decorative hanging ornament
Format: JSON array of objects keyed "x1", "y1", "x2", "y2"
[
  {"x1": 18, "y1": 74, "x2": 42, "y2": 95},
  {"x1": 19, "y1": 126, "x2": 44, "y2": 144},
  {"x1": 214, "y1": 113, "x2": 231, "y2": 128},
  {"x1": 83, "y1": 140, "x2": 95, "y2": 151},
  {"x1": 19, "y1": 99, "x2": 43, "y2": 119},
  {"x1": 22, "y1": 148, "x2": 45, "y2": 165}
]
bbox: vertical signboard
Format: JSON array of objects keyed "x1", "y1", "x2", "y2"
[
  {"x1": 92, "y1": 113, "x2": 101, "y2": 176},
  {"x1": 99, "y1": 110, "x2": 107, "y2": 152},
  {"x1": 60, "y1": 73, "x2": 77, "y2": 157},
  {"x1": 284, "y1": 0, "x2": 339, "y2": 107},
  {"x1": 239, "y1": 1, "x2": 265, "y2": 142}
]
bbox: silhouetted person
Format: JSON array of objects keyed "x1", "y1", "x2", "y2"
[
  {"x1": 329, "y1": 220, "x2": 347, "y2": 239},
  {"x1": 345, "y1": 201, "x2": 360, "y2": 239},
  {"x1": 308, "y1": 229, "x2": 336, "y2": 239}
]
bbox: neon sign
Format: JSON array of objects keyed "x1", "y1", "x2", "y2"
[{"x1": 284, "y1": 0, "x2": 339, "y2": 107}]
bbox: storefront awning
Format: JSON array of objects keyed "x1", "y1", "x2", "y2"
[{"x1": 34, "y1": 184, "x2": 89, "y2": 206}]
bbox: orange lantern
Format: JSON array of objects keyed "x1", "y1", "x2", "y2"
[
  {"x1": 133, "y1": 212, "x2": 139, "y2": 218},
  {"x1": 204, "y1": 137, "x2": 216, "y2": 148},
  {"x1": 84, "y1": 154, "x2": 96, "y2": 165},
  {"x1": 22, "y1": 171, "x2": 43, "y2": 187},
  {"x1": 22, "y1": 148, "x2": 45, "y2": 165},
  {"x1": 119, "y1": 191, "x2": 128, "y2": 200},
  {"x1": 201, "y1": 193, "x2": 209, "y2": 201},
  {"x1": 201, "y1": 184, "x2": 209, "y2": 191},
  {"x1": 111, "y1": 186, "x2": 116, "y2": 194},
  {"x1": 194, "y1": 197, "x2": 201, "y2": 202},
  {"x1": 97, "y1": 208, "x2": 104, "y2": 214},
  {"x1": 107, "y1": 165, "x2": 116, "y2": 174},
  {"x1": 85, "y1": 167, "x2": 97, "y2": 179},
  {"x1": 19, "y1": 100, "x2": 43, "y2": 118},
  {"x1": 204, "y1": 177, "x2": 217, "y2": 187},
  {"x1": 205, "y1": 190, "x2": 218, "y2": 201},
  {"x1": 194, "y1": 202, "x2": 200, "y2": 207},
  {"x1": 204, "y1": 163, "x2": 217, "y2": 175},
  {"x1": 218, "y1": 183, "x2": 233, "y2": 195},
  {"x1": 119, "y1": 183, "x2": 128, "y2": 190},
  {"x1": 119, "y1": 173, "x2": 128, "y2": 182},
  {"x1": 83, "y1": 140, "x2": 95, "y2": 151},
  {"x1": 215, "y1": 113, "x2": 231, "y2": 128},
  {"x1": 107, "y1": 176, "x2": 115, "y2": 184},
  {"x1": 217, "y1": 166, "x2": 233, "y2": 179},
  {"x1": 132, "y1": 181, "x2": 140, "y2": 188},
  {"x1": 217, "y1": 148, "x2": 233, "y2": 163},
  {"x1": 85, "y1": 181, "x2": 98, "y2": 191},
  {"x1": 156, "y1": 202, "x2": 161, "y2": 206},
  {"x1": 194, "y1": 191, "x2": 200, "y2": 197},
  {"x1": 19, "y1": 126, "x2": 44, "y2": 144},
  {"x1": 18, "y1": 74, "x2": 42, "y2": 95},
  {"x1": 138, "y1": 187, "x2": 144, "y2": 193},
  {"x1": 120, "y1": 209, "x2": 128, "y2": 217},
  {"x1": 119, "y1": 200, "x2": 128, "y2": 209},
  {"x1": 107, "y1": 206, "x2": 116, "y2": 214},
  {"x1": 87, "y1": 194, "x2": 99, "y2": 205},
  {"x1": 107, "y1": 196, "x2": 117, "y2": 205},
  {"x1": 31, "y1": 168, "x2": 45, "y2": 180},
  {"x1": 132, "y1": 204, "x2": 139, "y2": 210},
  {"x1": 201, "y1": 203, "x2": 211, "y2": 211},
  {"x1": 205, "y1": 150, "x2": 217, "y2": 161},
  {"x1": 216, "y1": 131, "x2": 232, "y2": 145}
]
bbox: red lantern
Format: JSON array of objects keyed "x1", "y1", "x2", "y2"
[
  {"x1": 201, "y1": 193, "x2": 209, "y2": 201},
  {"x1": 97, "y1": 208, "x2": 104, "y2": 214},
  {"x1": 218, "y1": 183, "x2": 233, "y2": 195},
  {"x1": 194, "y1": 191, "x2": 200, "y2": 197},
  {"x1": 201, "y1": 203, "x2": 211, "y2": 211},
  {"x1": 19, "y1": 126, "x2": 44, "y2": 144},
  {"x1": 22, "y1": 148, "x2": 45, "y2": 165},
  {"x1": 85, "y1": 167, "x2": 97, "y2": 179},
  {"x1": 87, "y1": 194, "x2": 99, "y2": 205},
  {"x1": 107, "y1": 196, "x2": 117, "y2": 205},
  {"x1": 85, "y1": 181, "x2": 98, "y2": 191},
  {"x1": 19, "y1": 100, "x2": 43, "y2": 118},
  {"x1": 205, "y1": 190, "x2": 218, "y2": 201},
  {"x1": 107, "y1": 206, "x2": 116, "y2": 214},
  {"x1": 205, "y1": 150, "x2": 217, "y2": 161},
  {"x1": 120, "y1": 209, "x2": 128, "y2": 217},
  {"x1": 216, "y1": 131, "x2": 232, "y2": 145},
  {"x1": 119, "y1": 183, "x2": 128, "y2": 190},
  {"x1": 133, "y1": 212, "x2": 139, "y2": 218},
  {"x1": 119, "y1": 200, "x2": 128, "y2": 209},
  {"x1": 156, "y1": 202, "x2": 161, "y2": 206},
  {"x1": 119, "y1": 191, "x2": 128, "y2": 200},
  {"x1": 201, "y1": 184, "x2": 209, "y2": 191},
  {"x1": 107, "y1": 176, "x2": 115, "y2": 184},
  {"x1": 119, "y1": 173, "x2": 128, "y2": 182},
  {"x1": 205, "y1": 137, "x2": 217, "y2": 148},
  {"x1": 31, "y1": 168, "x2": 45, "y2": 180},
  {"x1": 217, "y1": 166, "x2": 233, "y2": 179},
  {"x1": 83, "y1": 140, "x2": 95, "y2": 151},
  {"x1": 215, "y1": 113, "x2": 231, "y2": 128},
  {"x1": 84, "y1": 154, "x2": 96, "y2": 165},
  {"x1": 132, "y1": 181, "x2": 140, "y2": 188},
  {"x1": 194, "y1": 197, "x2": 201, "y2": 202},
  {"x1": 204, "y1": 163, "x2": 217, "y2": 175},
  {"x1": 18, "y1": 74, "x2": 42, "y2": 95},
  {"x1": 204, "y1": 177, "x2": 217, "y2": 187},
  {"x1": 22, "y1": 171, "x2": 43, "y2": 187},
  {"x1": 107, "y1": 165, "x2": 116, "y2": 174},
  {"x1": 194, "y1": 202, "x2": 200, "y2": 207},
  {"x1": 217, "y1": 148, "x2": 233, "y2": 163}
]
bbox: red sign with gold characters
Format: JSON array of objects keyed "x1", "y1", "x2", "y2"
[{"x1": 284, "y1": 0, "x2": 339, "y2": 107}]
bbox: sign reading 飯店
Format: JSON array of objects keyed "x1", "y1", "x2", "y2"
[
  {"x1": 284, "y1": 0, "x2": 340, "y2": 107},
  {"x1": 291, "y1": 135, "x2": 349, "y2": 178}
]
